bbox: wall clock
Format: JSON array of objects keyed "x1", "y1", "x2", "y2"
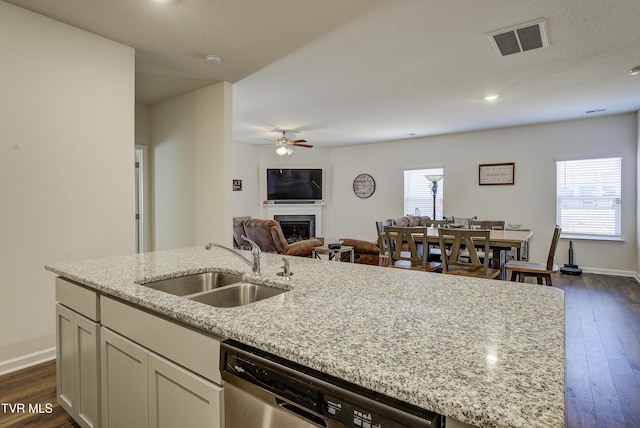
[{"x1": 353, "y1": 173, "x2": 376, "y2": 198}]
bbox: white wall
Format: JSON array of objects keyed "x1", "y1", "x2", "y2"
[
  {"x1": 326, "y1": 114, "x2": 637, "y2": 274},
  {"x1": 150, "y1": 82, "x2": 233, "y2": 249},
  {"x1": 0, "y1": 2, "x2": 134, "y2": 368},
  {"x1": 637, "y1": 112, "x2": 640, "y2": 280},
  {"x1": 231, "y1": 142, "x2": 261, "y2": 218}
]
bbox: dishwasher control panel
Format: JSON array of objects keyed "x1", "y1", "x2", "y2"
[{"x1": 221, "y1": 340, "x2": 440, "y2": 428}]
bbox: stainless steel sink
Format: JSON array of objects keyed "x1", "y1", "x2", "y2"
[
  {"x1": 188, "y1": 283, "x2": 288, "y2": 308},
  {"x1": 140, "y1": 272, "x2": 243, "y2": 296}
]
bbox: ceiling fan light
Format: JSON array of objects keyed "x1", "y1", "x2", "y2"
[
  {"x1": 285, "y1": 147, "x2": 293, "y2": 155},
  {"x1": 276, "y1": 146, "x2": 289, "y2": 156}
]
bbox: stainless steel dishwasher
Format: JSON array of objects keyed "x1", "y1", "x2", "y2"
[{"x1": 221, "y1": 340, "x2": 441, "y2": 428}]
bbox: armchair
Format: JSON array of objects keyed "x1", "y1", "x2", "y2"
[{"x1": 240, "y1": 218, "x2": 322, "y2": 257}]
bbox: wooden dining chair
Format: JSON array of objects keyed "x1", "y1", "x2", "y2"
[
  {"x1": 438, "y1": 228, "x2": 500, "y2": 279},
  {"x1": 473, "y1": 220, "x2": 505, "y2": 230},
  {"x1": 376, "y1": 220, "x2": 392, "y2": 266},
  {"x1": 385, "y1": 226, "x2": 441, "y2": 272},
  {"x1": 505, "y1": 226, "x2": 562, "y2": 286}
]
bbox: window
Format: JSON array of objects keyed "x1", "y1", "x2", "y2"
[
  {"x1": 404, "y1": 168, "x2": 444, "y2": 219},
  {"x1": 556, "y1": 157, "x2": 621, "y2": 240}
]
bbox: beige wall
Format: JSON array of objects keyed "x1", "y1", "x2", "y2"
[
  {"x1": 232, "y1": 114, "x2": 638, "y2": 275},
  {"x1": 0, "y1": 2, "x2": 135, "y2": 369},
  {"x1": 150, "y1": 82, "x2": 233, "y2": 250}
]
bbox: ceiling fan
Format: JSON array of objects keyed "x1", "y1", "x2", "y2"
[{"x1": 273, "y1": 130, "x2": 313, "y2": 156}]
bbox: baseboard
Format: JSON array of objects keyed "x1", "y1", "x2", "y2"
[
  {"x1": 0, "y1": 347, "x2": 56, "y2": 376},
  {"x1": 579, "y1": 267, "x2": 638, "y2": 279}
]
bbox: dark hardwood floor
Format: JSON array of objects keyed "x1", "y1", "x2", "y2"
[
  {"x1": 558, "y1": 273, "x2": 640, "y2": 428},
  {"x1": 0, "y1": 359, "x2": 77, "y2": 428},
  {"x1": 0, "y1": 273, "x2": 638, "y2": 427}
]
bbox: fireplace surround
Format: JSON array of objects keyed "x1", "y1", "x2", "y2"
[{"x1": 265, "y1": 203, "x2": 323, "y2": 241}]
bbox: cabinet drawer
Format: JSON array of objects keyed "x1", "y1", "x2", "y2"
[
  {"x1": 56, "y1": 277, "x2": 99, "y2": 321},
  {"x1": 101, "y1": 296, "x2": 221, "y2": 384}
]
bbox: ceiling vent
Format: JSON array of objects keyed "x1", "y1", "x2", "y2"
[{"x1": 488, "y1": 19, "x2": 548, "y2": 57}]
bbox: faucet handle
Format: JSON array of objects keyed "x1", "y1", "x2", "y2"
[{"x1": 281, "y1": 257, "x2": 292, "y2": 279}]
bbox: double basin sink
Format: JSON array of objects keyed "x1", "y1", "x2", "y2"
[{"x1": 139, "y1": 272, "x2": 287, "y2": 307}]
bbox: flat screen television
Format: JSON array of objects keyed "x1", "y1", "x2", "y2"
[{"x1": 266, "y1": 168, "x2": 323, "y2": 201}]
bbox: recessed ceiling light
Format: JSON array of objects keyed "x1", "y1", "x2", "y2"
[
  {"x1": 484, "y1": 94, "x2": 500, "y2": 101},
  {"x1": 630, "y1": 65, "x2": 640, "y2": 76}
]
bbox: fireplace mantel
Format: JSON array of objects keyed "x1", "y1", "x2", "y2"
[{"x1": 265, "y1": 203, "x2": 323, "y2": 237}]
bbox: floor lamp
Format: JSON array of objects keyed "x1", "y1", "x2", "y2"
[{"x1": 425, "y1": 175, "x2": 443, "y2": 220}]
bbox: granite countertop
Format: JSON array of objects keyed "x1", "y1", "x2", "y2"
[{"x1": 46, "y1": 246, "x2": 565, "y2": 428}]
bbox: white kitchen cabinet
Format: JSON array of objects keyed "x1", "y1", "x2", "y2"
[
  {"x1": 55, "y1": 278, "x2": 100, "y2": 428},
  {"x1": 100, "y1": 327, "x2": 148, "y2": 428},
  {"x1": 100, "y1": 296, "x2": 224, "y2": 428},
  {"x1": 148, "y1": 352, "x2": 223, "y2": 428}
]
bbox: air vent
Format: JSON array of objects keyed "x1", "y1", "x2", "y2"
[{"x1": 488, "y1": 19, "x2": 548, "y2": 57}]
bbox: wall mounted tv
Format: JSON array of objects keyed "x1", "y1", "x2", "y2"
[{"x1": 266, "y1": 168, "x2": 323, "y2": 201}]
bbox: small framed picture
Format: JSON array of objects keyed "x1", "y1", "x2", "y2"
[
  {"x1": 479, "y1": 163, "x2": 515, "y2": 185},
  {"x1": 232, "y1": 179, "x2": 242, "y2": 191}
]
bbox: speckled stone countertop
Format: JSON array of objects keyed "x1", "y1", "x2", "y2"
[{"x1": 46, "y1": 246, "x2": 565, "y2": 428}]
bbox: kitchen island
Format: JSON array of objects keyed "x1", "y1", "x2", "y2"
[{"x1": 46, "y1": 245, "x2": 565, "y2": 428}]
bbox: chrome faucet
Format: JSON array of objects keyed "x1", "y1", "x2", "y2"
[{"x1": 205, "y1": 235, "x2": 262, "y2": 275}]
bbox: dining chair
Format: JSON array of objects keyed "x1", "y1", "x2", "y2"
[
  {"x1": 424, "y1": 219, "x2": 447, "y2": 262},
  {"x1": 438, "y1": 228, "x2": 500, "y2": 279},
  {"x1": 376, "y1": 220, "x2": 393, "y2": 266},
  {"x1": 505, "y1": 226, "x2": 562, "y2": 286},
  {"x1": 472, "y1": 220, "x2": 505, "y2": 230},
  {"x1": 467, "y1": 220, "x2": 506, "y2": 264},
  {"x1": 385, "y1": 226, "x2": 441, "y2": 272}
]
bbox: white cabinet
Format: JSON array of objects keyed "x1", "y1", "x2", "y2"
[
  {"x1": 55, "y1": 278, "x2": 101, "y2": 428},
  {"x1": 148, "y1": 350, "x2": 223, "y2": 428},
  {"x1": 100, "y1": 327, "x2": 148, "y2": 428},
  {"x1": 100, "y1": 297, "x2": 224, "y2": 428}
]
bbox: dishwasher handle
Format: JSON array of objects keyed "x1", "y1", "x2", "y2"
[{"x1": 276, "y1": 397, "x2": 327, "y2": 428}]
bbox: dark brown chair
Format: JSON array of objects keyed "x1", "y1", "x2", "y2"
[
  {"x1": 385, "y1": 226, "x2": 441, "y2": 272},
  {"x1": 505, "y1": 226, "x2": 562, "y2": 285},
  {"x1": 438, "y1": 228, "x2": 500, "y2": 279},
  {"x1": 240, "y1": 219, "x2": 322, "y2": 257}
]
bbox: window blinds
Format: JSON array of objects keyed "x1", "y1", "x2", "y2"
[
  {"x1": 403, "y1": 168, "x2": 444, "y2": 219},
  {"x1": 556, "y1": 157, "x2": 621, "y2": 239}
]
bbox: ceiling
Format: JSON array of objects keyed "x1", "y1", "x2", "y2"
[{"x1": 6, "y1": 0, "x2": 640, "y2": 148}]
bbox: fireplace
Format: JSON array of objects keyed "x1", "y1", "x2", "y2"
[{"x1": 274, "y1": 215, "x2": 316, "y2": 243}]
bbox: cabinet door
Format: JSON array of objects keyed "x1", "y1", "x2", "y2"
[
  {"x1": 148, "y1": 352, "x2": 223, "y2": 428},
  {"x1": 56, "y1": 304, "x2": 76, "y2": 415},
  {"x1": 101, "y1": 327, "x2": 148, "y2": 428},
  {"x1": 75, "y1": 313, "x2": 100, "y2": 428}
]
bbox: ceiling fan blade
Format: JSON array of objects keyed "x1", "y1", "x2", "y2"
[
  {"x1": 291, "y1": 142, "x2": 313, "y2": 148},
  {"x1": 289, "y1": 139, "x2": 307, "y2": 143}
]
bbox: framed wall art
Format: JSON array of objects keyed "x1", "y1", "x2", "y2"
[{"x1": 478, "y1": 162, "x2": 515, "y2": 185}]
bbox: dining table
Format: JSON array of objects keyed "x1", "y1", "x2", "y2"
[{"x1": 382, "y1": 227, "x2": 534, "y2": 280}]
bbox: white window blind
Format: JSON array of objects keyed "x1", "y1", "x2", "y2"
[
  {"x1": 556, "y1": 157, "x2": 621, "y2": 239},
  {"x1": 404, "y1": 168, "x2": 444, "y2": 219}
]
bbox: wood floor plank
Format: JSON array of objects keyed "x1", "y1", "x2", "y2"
[{"x1": 0, "y1": 360, "x2": 78, "y2": 428}]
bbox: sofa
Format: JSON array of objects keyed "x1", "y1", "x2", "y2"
[
  {"x1": 233, "y1": 218, "x2": 322, "y2": 257},
  {"x1": 338, "y1": 238, "x2": 380, "y2": 265},
  {"x1": 389, "y1": 215, "x2": 432, "y2": 227}
]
